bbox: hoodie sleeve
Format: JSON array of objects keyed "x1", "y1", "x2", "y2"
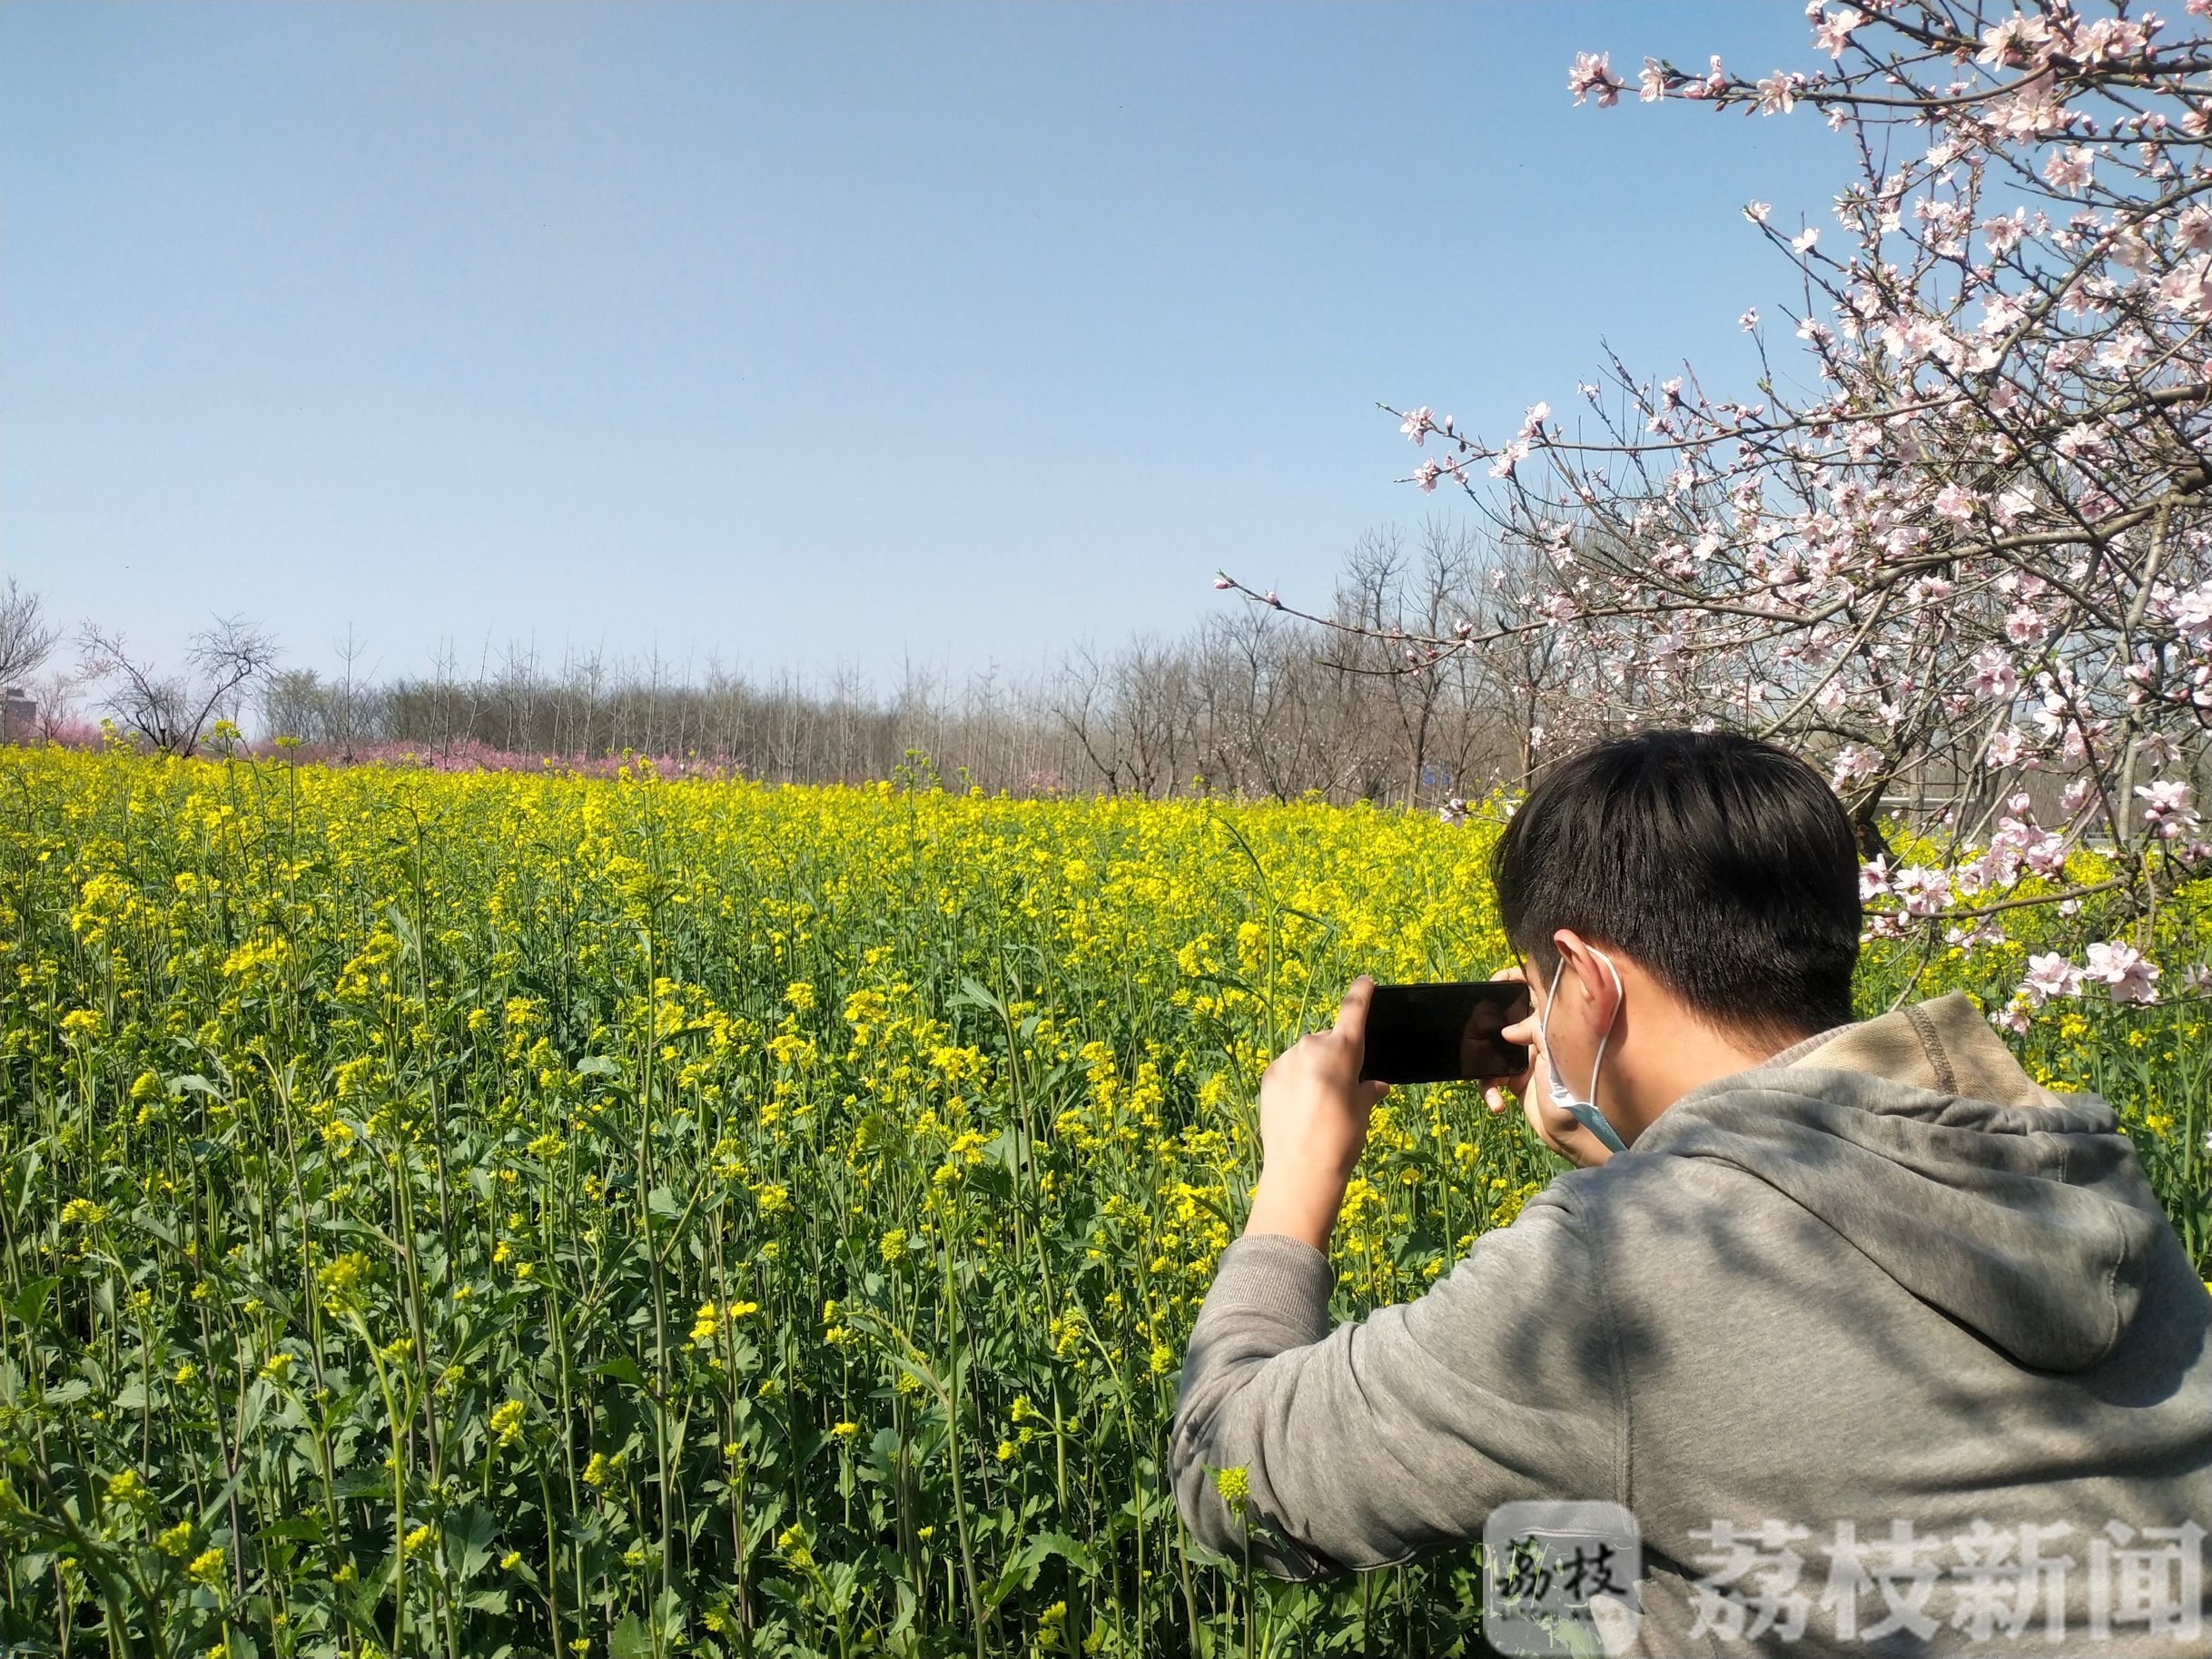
[{"x1": 1169, "y1": 1190, "x2": 1621, "y2": 1579}]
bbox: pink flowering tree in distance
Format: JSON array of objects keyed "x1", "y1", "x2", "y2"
[{"x1": 1220, "y1": 0, "x2": 2212, "y2": 1022}]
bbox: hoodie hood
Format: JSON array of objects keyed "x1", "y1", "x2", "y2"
[{"x1": 1641, "y1": 993, "x2": 2170, "y2": 1372}]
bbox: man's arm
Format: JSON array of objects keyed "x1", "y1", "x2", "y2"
[{"x1": 1170, "y1": 1190, "x2": 1621, "y2": 1579}]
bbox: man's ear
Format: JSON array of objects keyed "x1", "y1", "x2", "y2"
[{"x1": 1551, "y1": 929, "x2": 1620, "y2": 1026}]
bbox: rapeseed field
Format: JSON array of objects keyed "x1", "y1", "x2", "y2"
[{"x1": 4, "y1": 746, "x2": 2204, "y2": 1658}]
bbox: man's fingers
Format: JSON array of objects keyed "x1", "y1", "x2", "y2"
[{"x1": 1333, "y1": 975, "x2": 1375, "y2": 1043}]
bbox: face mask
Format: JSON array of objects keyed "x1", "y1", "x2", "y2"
[{"x1": 1540, "y1": 950, "x2": 1630, "y2": 1155}]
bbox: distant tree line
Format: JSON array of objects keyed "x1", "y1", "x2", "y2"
[{"x1": 9, "y1": 521, "x2": 1579, "y2": 808}]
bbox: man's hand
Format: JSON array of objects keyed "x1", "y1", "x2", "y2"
[
  {"x1": 1480, "y1": 962, "x2": 1615, "y2": 1169},
  {"x1": 1243, "y1": 977, "x2": 1390, "y2": 1251}
]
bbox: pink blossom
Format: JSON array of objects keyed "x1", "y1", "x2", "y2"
[
  {"x1": 2074, "y1": 15, "x2": 2153, "y2": 63},
  {"x1": 1978, "y1": 292, "x2": 2026, "y2": 338},
  {"x1": 2004, "y1": 606, "x2": 2046, "y2": 645},
  {"x1": 1638, "y1": 59, "x2": 1668, "y2": 103},
  {"x1": 2021, "y1": 829, "x2": 2069, "y2": 877},
  {"x1": 2042, "y1": 146, "x2": 2095, "y2": 195},
  {"x1": 1414, "y1": 459, "x2": 1443, "y2": 493},
  {"x1": 1400, "y1": 406, "x2": 1433, "y2": 445},
  {"x1": 1744, "y1": 200, "x2": 1773, "y2": 224},
  {"x1": 2136, "y1": 732, "x2": 2180, "y2": 772},
  {"x1": 1211, "y1": 574, "x2": 1233, "y2": 590},
  {"x1": 1978, "y1": 14, "x2": 2052, "y2": 69},
  {"x1": 1908, "y1": 574, "x2": 1955, "y2": 607},
  {"x1": 1832, "y1": 744, "x2": 1882, "y2": 788},
  {"x1": 1811, "y1": 7, "x2": 1863, "y2": 58},
  {"x1": 1985, "y1": 726, "x2": 2027, "y2": 767},
  {"x1": 2082, "y1": 940, "x2": 2161, "y2": 1003},
  {"x1": 1934, "y1": 482, "x2": 1980, "y2": 525},
  {"x1": 2022, "y1": 952, "x2": 2082, "y2": 1003},
  {"x1": 1756, "y1": 73, "x2": 1801, "y2": 116},
  {"x1": 2166, "y1": 580, "x2": 2212, "y2": 646},
  {"x1": 1988, "y1": 71, "x2": 2065, "y2": 141},
  {"x1": 2136, "y1": 780, "x2": 2200, "y2": 838},
  {"x1": 1892, "y1": 864, "x2": 1951, "y2": 916},
  {"x1": 2166, "y1": 257, "x2": 2212, "y2": 321},
  {"x1": 1568, "y1": 51, "x2": 1626, "y2": 107},
  {"x1": 2052, "y1": 421, "x2": 2107, "y2": 462},
  {"x1": 1858, "y1": 854, "x2": 1891, "y2": 901},
  {"x1": 1969, "y1": 645, "x2": 2019, "y2": 701},
  {"x1": 1980, "y1": 210, "x2": 2029, "y2": 256},
  {"x1": 2096, "y1": 331, "x2": 2151, "y2": 371}
]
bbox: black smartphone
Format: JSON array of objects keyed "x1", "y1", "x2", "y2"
[{"x1": 1358, "y1": 981, "x2": 1532, "y2": 1085}]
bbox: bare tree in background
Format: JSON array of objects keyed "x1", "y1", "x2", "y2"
[
  {"x1": 1050, "y1": 642, "x2": 1129, "y2": 794},
  {"x1": 0, "y1": 580, "x2": 60, "y2": 691},
  {"x1": 1460, "y1": 538, "x2": 1577, "y2": 789},
  {"x1": 255, "y1": 627, "x2": 382, "y2": 755},
  {"x1": 79, "y1": 616, "x2": 280, "y2": 756},
  {"x1": 1332, "y1": 521, "x2": 1493, "y2": 805}
]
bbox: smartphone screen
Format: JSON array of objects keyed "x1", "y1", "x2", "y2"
[{"x1": 1358, "y1": 981, "x2": 1532, "y2": 1085}]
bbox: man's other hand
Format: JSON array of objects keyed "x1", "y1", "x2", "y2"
[
  {"x1": 1244, "y1": 977, "x2": 1390, "y2": 1251},
  {"x1": 1479, "y1": 963, "x2": 1539, "y2": 1118}
]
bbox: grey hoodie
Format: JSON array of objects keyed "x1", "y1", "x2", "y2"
[{"x1": 1170, "y1": 994, "x2": 2211, "y2": 1655}]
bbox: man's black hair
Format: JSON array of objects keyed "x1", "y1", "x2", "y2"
[{"x1": 1491, "y1": 728, "x2": 1861, "y2": 1041}]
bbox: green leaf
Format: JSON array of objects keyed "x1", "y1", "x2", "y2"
[
  {"x1": 446, "y1": 1504, "x2": 498, "y2": 1581},
  {"x1": 654, "y1": 1585, "x2": 686, "y2": 1641},
  {"x1": 950, "y1": 975, "x2": 1005, "y2": 1017},
  {"x1": 608, "y1": 1611, "x2": 651, "y2": 1659},
  {"x1": 594, "y1": 1355, "x2": 648, "y2": 1389},
  {"x1": 985, "y1": 1527, "x2": 1095, "y2": 1610},
  {"x1": 1, "y1": 1277, "x2": 56, "y2": 1330}
]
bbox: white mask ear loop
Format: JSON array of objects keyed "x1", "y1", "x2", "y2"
[
  {"x1": 1543, "y1": 949, "x2": 1630, "y2": 1155},
  {"x1": 1585, "y1": 949, "x2": 1624, "y2": 1106}
]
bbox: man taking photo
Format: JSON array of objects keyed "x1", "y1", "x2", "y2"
[{"x1": 1170, "y1": 728, "x2": 2210, "y2": 1654}]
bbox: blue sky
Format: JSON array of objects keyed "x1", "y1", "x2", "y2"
[{"x1": 3, "y1": 2, "x2": 1844, "y2": 689}]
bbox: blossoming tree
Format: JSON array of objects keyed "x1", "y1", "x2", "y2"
[{"x1": 1224, "y1": 0, "x2": 2212, "y2": 1020}]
